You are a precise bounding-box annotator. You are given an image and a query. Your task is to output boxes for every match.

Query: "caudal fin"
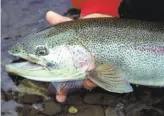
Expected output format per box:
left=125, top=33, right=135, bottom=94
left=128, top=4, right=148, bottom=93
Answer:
left=87, top=64, right=133, bottom=93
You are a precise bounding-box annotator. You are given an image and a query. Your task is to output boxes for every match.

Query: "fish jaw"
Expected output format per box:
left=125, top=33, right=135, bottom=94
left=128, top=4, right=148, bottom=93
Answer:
left=7, top=48, right=87, bottom=82
left=5, top=61, right=87, bottom=82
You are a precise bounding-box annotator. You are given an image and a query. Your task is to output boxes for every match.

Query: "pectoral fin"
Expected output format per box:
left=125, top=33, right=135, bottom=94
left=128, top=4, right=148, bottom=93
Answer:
left=87, top=64, right=133, bottom=93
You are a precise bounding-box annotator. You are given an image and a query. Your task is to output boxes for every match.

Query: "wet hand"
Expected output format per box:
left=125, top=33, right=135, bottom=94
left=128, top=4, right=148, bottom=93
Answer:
left=46, top=11, right=112, bottom=25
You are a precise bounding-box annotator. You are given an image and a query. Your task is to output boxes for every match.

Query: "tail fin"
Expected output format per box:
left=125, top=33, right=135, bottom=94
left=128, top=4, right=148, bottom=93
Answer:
left=87, top=64, right=133, bottom=93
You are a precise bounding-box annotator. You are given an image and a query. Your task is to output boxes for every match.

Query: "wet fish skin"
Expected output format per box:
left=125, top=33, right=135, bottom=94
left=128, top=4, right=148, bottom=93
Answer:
left=7, top=18, right=164, bottom=93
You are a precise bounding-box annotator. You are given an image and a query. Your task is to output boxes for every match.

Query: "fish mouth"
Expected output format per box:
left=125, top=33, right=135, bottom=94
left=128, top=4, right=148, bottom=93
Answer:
left=6, top=52, right=58, bottom=82
left=6, top=60, right=59, bottom=82
left=5, top=58, right=86, bottom=82
left=6, top=50, right=60, bottom=81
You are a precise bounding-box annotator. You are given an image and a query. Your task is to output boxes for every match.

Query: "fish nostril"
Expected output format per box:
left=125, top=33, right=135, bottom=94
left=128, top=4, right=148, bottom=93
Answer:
left=9, top=45, right=22, bottom=54
left=9, top=48, right=18, bottom=54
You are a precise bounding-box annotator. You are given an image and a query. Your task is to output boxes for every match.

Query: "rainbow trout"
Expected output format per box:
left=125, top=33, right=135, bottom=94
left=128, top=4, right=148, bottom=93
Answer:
left=6, top=18, right=164, bottom=93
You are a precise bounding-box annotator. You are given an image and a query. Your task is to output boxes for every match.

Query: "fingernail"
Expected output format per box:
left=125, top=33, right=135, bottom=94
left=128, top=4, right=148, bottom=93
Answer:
left=46, top=11, right=61, bottom=24
left=83, top=79, right=97, bottom=89
left=56, top=86, right=68, bottom=103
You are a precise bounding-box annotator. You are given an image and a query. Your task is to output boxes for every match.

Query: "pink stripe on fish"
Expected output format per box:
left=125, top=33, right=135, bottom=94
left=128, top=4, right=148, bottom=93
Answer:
left=135, top=45, right=164, bottom=54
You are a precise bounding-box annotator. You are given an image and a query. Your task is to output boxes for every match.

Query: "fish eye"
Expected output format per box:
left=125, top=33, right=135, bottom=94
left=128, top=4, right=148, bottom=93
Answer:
left=35, top=46, right=49, bottom=56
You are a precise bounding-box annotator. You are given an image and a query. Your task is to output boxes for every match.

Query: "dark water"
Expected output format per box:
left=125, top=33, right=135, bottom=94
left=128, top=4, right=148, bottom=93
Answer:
left=1, top=0, right=72, bottom=38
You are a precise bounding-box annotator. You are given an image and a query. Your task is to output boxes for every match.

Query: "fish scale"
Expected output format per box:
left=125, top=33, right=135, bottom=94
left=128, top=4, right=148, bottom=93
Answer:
left=6, top=18, right=164, bottom=93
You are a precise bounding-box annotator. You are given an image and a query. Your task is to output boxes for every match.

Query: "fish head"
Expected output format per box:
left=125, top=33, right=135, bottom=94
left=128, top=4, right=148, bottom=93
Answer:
left=7, top=33, right=93, bottom=82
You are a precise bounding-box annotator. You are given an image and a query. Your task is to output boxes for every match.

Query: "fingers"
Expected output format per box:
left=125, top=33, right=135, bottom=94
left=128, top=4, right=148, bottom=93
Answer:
left=51, top=80, right=84, bottom=103
left=54, top=79, right=97, bottom=103
left=55, top=80, right=97, bottom=102
left=83, top=79, right=97, bottom=89
left=56, top=88, right=68, bottom=103
left=50, top=82, right=68, bottom=103
left=46, top=11, right=73, bottom=25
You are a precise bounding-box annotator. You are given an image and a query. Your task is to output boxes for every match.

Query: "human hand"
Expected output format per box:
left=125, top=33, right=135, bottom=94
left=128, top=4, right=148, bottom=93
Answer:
left=46, top=11, right=112, bottom=103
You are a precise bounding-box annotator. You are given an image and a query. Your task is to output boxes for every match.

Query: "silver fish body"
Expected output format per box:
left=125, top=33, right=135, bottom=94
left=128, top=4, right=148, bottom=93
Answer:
left=6, top=18, right=164, bottom=93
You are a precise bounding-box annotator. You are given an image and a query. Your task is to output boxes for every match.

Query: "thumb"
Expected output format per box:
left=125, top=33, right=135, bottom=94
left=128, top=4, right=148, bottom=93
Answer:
left=46, top=11, right=73, bottom=25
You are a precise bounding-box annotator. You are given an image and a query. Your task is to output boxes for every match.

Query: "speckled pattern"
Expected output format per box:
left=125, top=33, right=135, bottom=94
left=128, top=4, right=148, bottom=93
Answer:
left=10, top=18, right=164, bottom=88
left=2, top=1, right=164, bottom=116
